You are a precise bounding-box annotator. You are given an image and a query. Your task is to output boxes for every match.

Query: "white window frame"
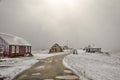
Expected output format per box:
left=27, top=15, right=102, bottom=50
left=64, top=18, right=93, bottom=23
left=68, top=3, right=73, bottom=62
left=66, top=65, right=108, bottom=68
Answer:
left=28, top=46, right=31, bottom=52
left=16, top=46, right=19, bottom=53
left=12, top=46, right=15, bottom=53
left=26, top=46, right=28, bottom=53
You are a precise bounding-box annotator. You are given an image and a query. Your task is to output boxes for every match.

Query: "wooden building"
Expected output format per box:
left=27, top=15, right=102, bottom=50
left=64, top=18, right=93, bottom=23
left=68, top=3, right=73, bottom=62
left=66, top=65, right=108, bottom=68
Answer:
left=0, top=33, right=31, bottom=57
left=49, top=43, right=63, bottom=53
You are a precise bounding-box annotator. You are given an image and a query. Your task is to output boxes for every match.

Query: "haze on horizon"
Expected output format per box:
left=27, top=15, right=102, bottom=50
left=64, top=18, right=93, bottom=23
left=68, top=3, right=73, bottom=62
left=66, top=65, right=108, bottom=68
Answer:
left=0, top=0, right=120, bottom=51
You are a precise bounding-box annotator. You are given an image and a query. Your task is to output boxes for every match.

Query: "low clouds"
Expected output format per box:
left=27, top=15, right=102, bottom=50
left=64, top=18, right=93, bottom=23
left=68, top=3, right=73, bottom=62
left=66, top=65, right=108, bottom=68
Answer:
left=0, top=0, right=120, bottom=51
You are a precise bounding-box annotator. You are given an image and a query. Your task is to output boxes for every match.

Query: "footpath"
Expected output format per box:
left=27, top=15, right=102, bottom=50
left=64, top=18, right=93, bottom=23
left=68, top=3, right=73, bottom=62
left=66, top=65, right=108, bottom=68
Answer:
left=13, top=53, right=79, bottom=80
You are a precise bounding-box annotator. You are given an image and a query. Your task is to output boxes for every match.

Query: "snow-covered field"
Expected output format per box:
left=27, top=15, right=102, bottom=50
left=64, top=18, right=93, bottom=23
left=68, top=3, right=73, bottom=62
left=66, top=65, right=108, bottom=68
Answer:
left=63, top=50, right=120, bottom=80
left=0, top=50, right=66, bottom=80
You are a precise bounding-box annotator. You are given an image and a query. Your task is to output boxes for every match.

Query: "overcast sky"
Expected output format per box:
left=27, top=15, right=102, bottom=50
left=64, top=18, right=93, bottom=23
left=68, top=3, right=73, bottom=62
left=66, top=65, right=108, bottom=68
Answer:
left=0, top=0, right=120, bottom=51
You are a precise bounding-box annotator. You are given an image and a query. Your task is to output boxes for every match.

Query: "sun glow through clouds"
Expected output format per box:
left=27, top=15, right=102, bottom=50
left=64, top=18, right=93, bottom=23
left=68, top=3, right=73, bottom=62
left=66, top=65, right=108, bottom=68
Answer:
left=48, top=0, right=71, bottom=4
left=47, top=0, right=78, bottom=6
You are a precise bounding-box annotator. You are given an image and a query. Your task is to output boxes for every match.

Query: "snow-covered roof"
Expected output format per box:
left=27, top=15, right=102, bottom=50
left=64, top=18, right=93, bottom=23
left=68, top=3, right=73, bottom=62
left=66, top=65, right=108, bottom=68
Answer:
left=0, top=33, right=31, bottom=46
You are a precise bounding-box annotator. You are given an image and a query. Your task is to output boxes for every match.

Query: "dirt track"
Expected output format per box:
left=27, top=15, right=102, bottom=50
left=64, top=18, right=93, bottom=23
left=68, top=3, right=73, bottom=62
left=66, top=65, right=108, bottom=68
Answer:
left=13, top=54, right=79, bottom=80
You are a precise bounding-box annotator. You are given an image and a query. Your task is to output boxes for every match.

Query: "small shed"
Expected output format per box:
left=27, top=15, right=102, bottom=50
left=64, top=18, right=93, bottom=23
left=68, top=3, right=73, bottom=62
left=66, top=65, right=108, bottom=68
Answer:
left=0, top=33, right=32, bottom=57
left=49, top=43, right=63, bottom=53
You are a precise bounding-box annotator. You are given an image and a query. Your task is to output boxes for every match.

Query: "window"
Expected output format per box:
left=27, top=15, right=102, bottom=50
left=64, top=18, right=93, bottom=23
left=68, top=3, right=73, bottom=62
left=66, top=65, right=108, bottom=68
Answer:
left=12, top=46, right=15, bottom=53
left=0, top=47, right=3, bottom=53
left=26, top=46, right=28, bottom=52
left=16, top=46, right=19, bottom=53
left=28, top=47, right=31, bottom=52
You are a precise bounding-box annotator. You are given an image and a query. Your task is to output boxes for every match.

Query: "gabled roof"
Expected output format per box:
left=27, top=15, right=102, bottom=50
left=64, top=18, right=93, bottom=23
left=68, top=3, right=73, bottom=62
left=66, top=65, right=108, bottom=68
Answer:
left=0, top=33, right=31, bottom=46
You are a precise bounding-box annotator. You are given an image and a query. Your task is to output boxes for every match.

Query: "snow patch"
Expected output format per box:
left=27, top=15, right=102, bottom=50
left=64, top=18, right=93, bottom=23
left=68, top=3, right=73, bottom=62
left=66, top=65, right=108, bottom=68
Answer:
left=0, top=50, right=66, bottom=80
left=63, top=50, right=120, bottom=80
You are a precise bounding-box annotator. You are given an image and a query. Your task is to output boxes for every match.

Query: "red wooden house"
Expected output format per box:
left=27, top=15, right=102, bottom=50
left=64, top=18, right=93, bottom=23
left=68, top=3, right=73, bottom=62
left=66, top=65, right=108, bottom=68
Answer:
left=0, top=33, right=32, bottom=57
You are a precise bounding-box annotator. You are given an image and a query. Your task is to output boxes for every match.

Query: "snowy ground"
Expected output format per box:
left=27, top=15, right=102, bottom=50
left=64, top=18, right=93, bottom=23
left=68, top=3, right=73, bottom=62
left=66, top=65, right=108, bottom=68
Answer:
left=63, top=50, right=120, bottom=80
left=0, top=50, right=67, bottom=80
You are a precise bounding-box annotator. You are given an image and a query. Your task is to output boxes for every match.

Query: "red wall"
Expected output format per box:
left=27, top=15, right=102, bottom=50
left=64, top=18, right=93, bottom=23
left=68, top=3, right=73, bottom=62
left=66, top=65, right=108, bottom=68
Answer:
left=19, top=46, right=26, bottom=54
left=8, top=45, right=31, bottom=57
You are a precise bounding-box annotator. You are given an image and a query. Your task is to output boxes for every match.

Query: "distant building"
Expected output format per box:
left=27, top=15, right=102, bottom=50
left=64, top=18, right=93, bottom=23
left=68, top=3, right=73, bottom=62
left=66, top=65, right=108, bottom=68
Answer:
left=49, top=43, right=63, bottom=53
left=73, top=49, right=78, bottom=54
left=84, top=45, right=101, bottom=53
left=63, top=45, right=69, bottom=50
left=0, top=33, right=32, bottom=57
left=85, top=48, right=101, bottom=53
